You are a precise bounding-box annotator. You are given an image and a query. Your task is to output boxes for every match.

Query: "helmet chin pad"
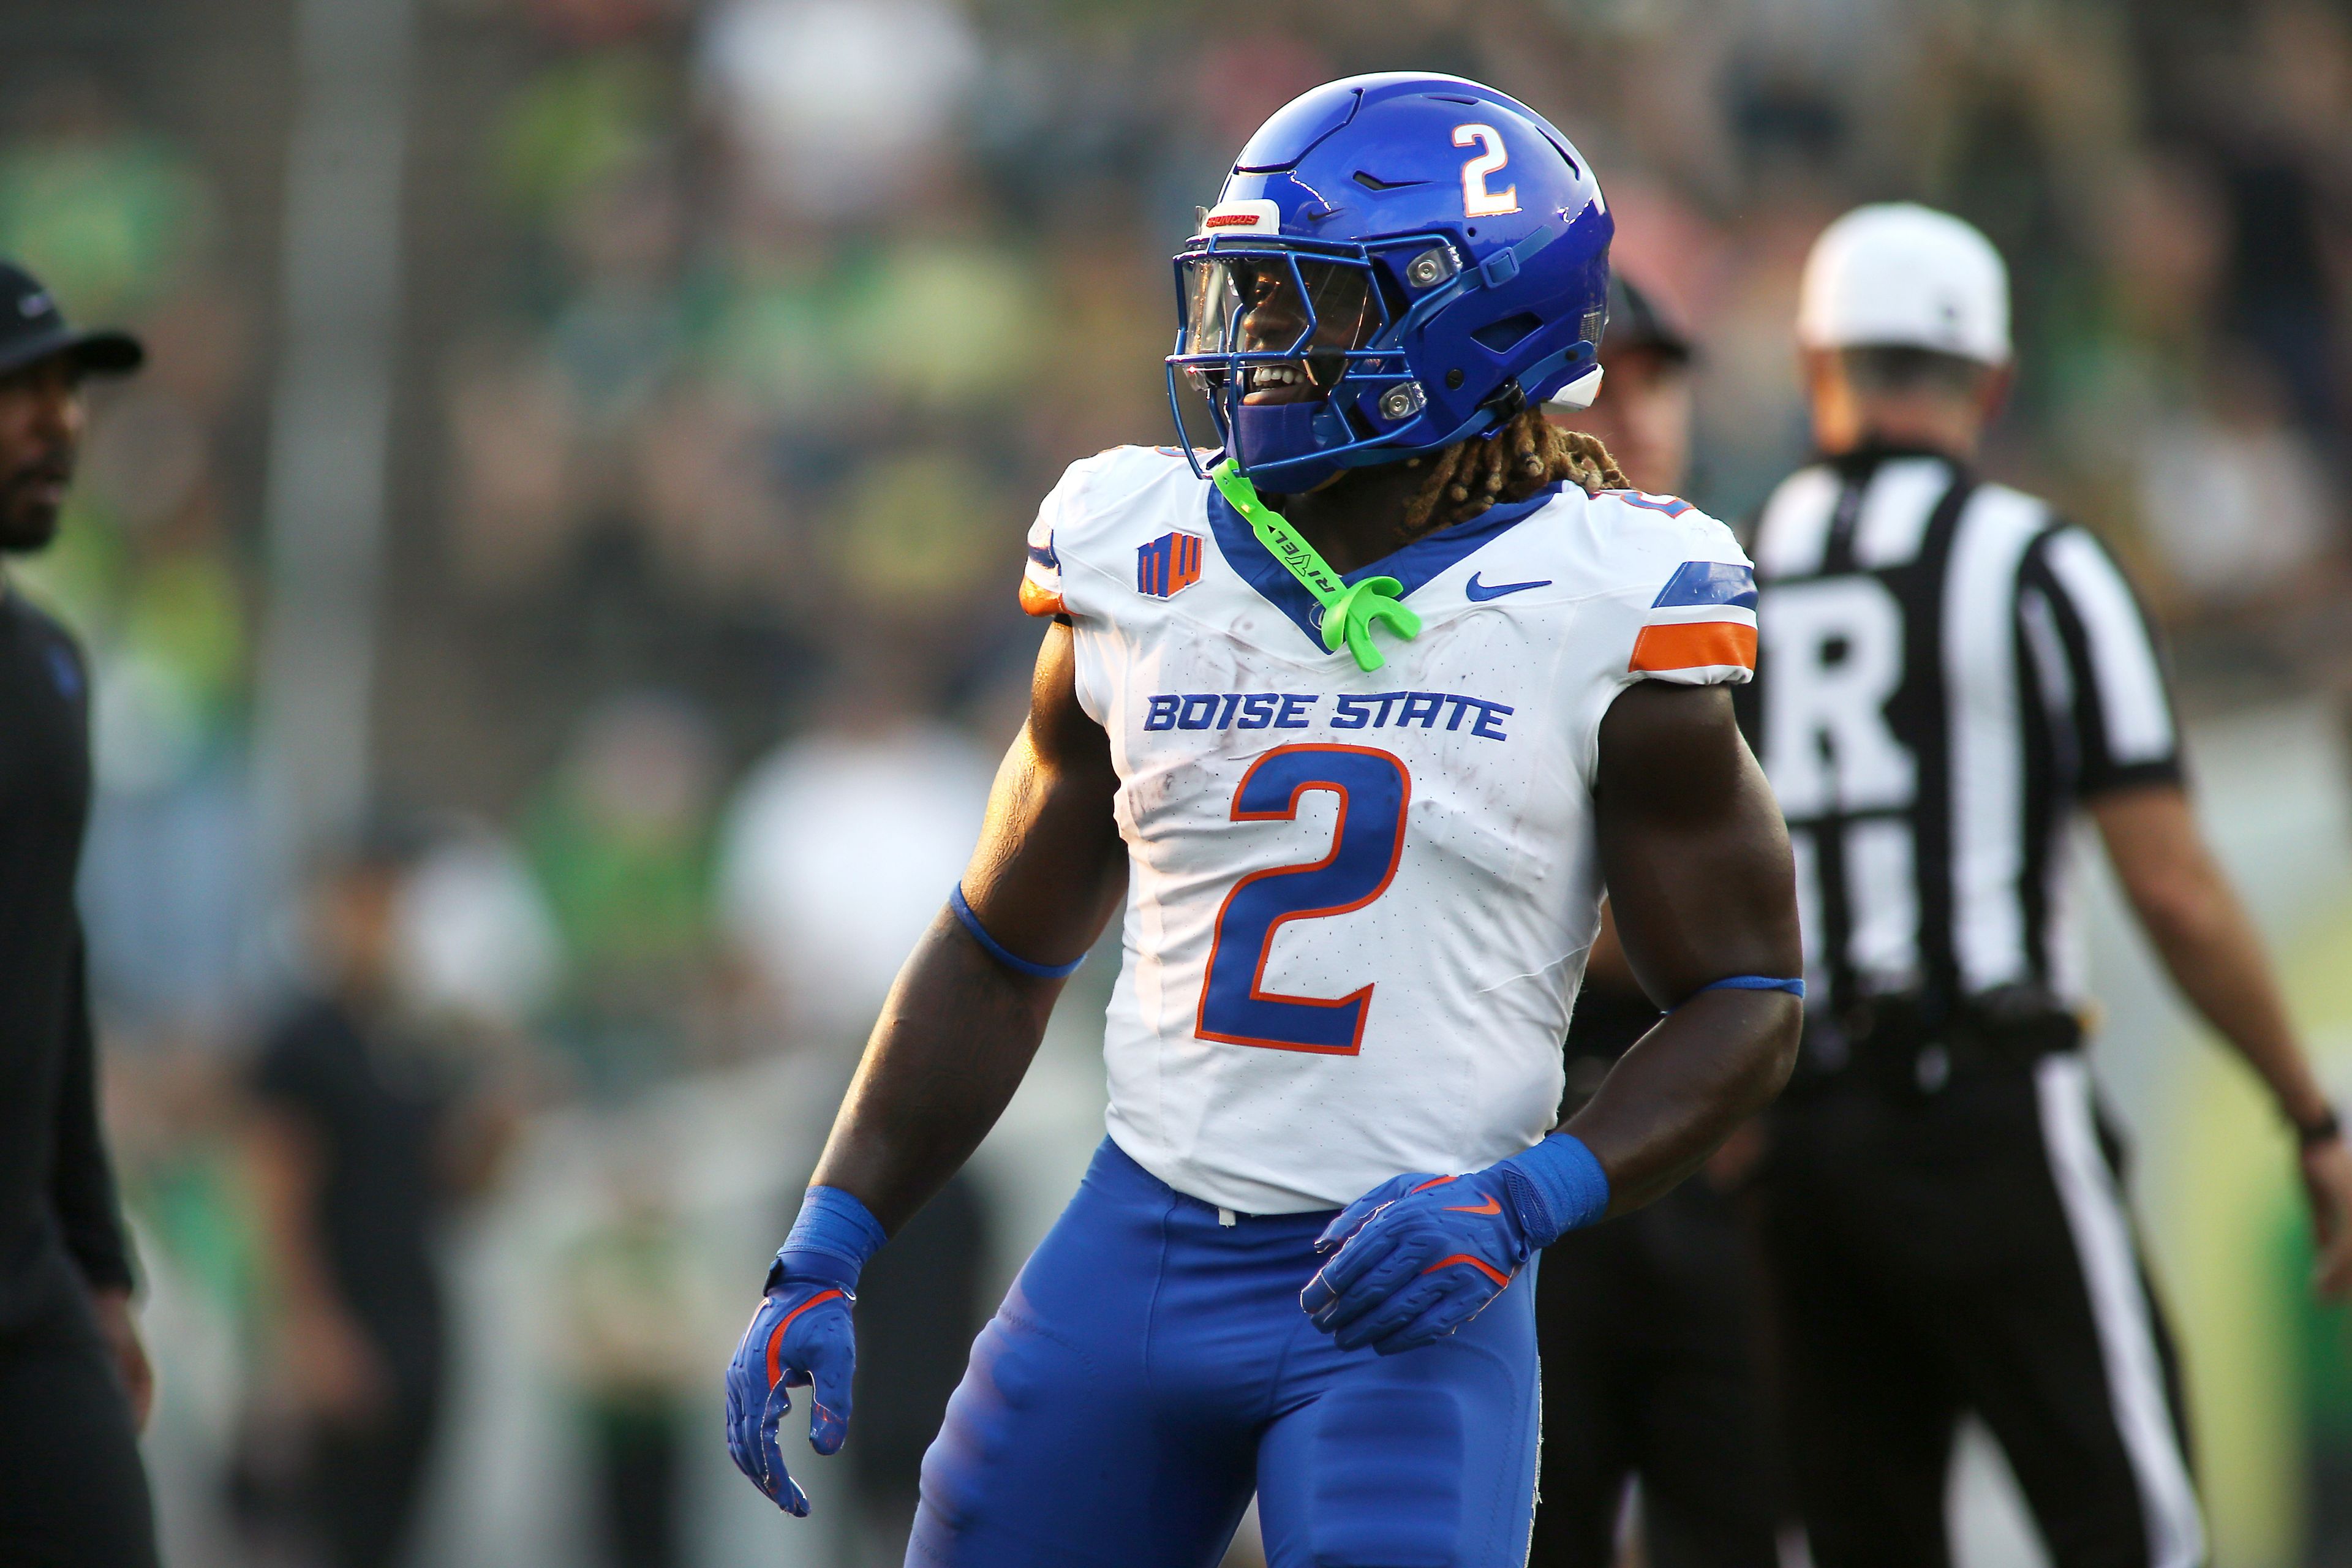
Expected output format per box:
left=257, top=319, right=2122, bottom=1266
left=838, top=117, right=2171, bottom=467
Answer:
left=1230, top=398, right=1352, bottom=493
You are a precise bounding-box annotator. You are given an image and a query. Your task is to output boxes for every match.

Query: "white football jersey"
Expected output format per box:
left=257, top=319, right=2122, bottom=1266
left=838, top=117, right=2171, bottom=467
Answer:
left=1020, top=446, right=1757, bottom=1215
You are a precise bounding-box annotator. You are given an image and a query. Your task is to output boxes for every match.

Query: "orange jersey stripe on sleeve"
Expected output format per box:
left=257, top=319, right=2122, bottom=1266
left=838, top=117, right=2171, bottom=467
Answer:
left=1627, top=620, right=1757, bottom=674
left=1019, top=576, right=1066, bottom=618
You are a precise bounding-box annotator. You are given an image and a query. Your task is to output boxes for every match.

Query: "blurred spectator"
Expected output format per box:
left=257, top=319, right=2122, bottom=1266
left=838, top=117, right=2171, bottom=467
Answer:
left=239, top=830, right=521, bottom=1568
left=0, top=257, right=159, bottom=1568
left=2138, top=355, right=2338, bottom=608
left=395, top=825, right=562, bottom=1036
left=560, top=1144, right=707, bottom=1568
left=1686, top=193, right=1822, bottom=518
left=695, top=0, right=979, bottom=222
left=2204, top=1, right=2352, bottom=444
left=717, top=660, right=990, bottom=1048
left=444, top=340, right=595, bottom=597
left=526, top=692, right=723, bottom=1093
left=0, top=80, right=214, bottom=323
left=829, top=447, right=1014, bottom=625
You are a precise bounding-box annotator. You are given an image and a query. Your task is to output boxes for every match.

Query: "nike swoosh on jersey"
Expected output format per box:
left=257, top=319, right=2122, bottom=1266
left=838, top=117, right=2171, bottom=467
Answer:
left=1464, top=572, right=1552, bottom=601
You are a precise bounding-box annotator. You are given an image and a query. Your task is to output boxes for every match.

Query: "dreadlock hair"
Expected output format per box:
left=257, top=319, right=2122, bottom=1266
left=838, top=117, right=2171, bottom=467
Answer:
left=1399, top=407, right=1630, bottom=538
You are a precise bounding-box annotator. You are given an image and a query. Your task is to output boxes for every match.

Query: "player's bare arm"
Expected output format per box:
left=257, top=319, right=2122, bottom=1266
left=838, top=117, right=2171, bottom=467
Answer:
left=1573, top=679, right=1802, bottom=1211
left=812, top=622, right=1126, bottom=1231
left=723, top=623, right=1121, bottom=1513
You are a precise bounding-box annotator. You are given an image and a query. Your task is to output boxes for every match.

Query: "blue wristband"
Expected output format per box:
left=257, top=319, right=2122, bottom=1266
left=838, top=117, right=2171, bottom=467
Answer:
left=770, top=1185, right=888, bottom=1291
left=949, top=883, right=1085, bottom=980
left=1701, top=974, right=1805, bottom=998
left=1496, top=1131, right=1611, bottom=1248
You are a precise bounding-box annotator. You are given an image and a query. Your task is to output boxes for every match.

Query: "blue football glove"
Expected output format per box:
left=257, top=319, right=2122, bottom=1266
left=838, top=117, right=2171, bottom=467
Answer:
left=1301, top=1133, right=1610, bottom=1355
left=723, top=1186, right=886, bottom=1516
left=725, top=1268, right=854, bottom=1515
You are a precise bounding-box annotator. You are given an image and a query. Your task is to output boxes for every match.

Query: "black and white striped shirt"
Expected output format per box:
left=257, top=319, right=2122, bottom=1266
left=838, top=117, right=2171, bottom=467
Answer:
left=1736, top=447, right=2182, bottom=1025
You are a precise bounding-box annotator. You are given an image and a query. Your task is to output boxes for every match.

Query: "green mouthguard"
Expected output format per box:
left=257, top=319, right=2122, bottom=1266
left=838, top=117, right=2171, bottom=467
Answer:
left=1211, top=461, right=1422, bottom=673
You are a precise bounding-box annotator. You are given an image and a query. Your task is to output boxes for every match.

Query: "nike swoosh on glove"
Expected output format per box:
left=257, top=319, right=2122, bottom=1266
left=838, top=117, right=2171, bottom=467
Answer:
left=1299, top=1169, right=1529, bottom=1354
left=725, top=1264, right=857, bottom=1515
left=1300, top=1133, right=1610, bottom=1355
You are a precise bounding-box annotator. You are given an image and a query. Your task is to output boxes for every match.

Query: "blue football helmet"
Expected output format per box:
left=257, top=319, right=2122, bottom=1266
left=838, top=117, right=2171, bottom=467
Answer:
left=1167, top=73, right=1613, bottom=494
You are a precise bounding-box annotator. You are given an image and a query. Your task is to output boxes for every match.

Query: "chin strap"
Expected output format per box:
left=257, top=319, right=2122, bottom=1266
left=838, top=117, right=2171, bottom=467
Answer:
left=1211, top=461, right=1422, bottom=673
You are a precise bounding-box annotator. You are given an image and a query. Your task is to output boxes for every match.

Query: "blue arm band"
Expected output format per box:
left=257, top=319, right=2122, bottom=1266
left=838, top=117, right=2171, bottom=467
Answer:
left=770, top=1185, right=889, bottom=1291
left=949, top=883, right=1085, bottom=980
left=1495, top=1132, right=1611, bottom=1249
left=1700, top=974, right=1805, bottom=998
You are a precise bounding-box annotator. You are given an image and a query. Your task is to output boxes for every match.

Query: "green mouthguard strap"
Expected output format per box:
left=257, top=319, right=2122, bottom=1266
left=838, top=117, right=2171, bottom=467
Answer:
left=1211, top=461, right=1422, bottom=673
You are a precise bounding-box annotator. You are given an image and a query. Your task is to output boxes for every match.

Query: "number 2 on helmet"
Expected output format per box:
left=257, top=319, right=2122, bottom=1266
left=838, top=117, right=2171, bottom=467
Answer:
left=1453, top=124, right=1519, bottom=217
left=1196, top=745, right=1411, bottom=1054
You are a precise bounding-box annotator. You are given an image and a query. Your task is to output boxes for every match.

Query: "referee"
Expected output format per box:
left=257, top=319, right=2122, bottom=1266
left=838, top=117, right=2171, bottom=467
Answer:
left=1743, top=204, right=2352, bottom=1568
left=0, top=262, right=159, bottom=1568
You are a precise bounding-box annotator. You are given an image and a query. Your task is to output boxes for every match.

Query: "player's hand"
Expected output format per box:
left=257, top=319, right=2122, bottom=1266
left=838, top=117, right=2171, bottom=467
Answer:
left=1302, top=1169, right=1531, bottom=1355
left=89, top=1286, right=153, bottom=1432
left=724, top=1265, right=856, bottom=1515
left=2301, top=1133, right=2352, bottom=1300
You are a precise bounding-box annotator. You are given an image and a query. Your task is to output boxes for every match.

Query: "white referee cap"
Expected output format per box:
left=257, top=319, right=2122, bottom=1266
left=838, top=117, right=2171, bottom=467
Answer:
left=1797, top=203, right=2011, bottom=366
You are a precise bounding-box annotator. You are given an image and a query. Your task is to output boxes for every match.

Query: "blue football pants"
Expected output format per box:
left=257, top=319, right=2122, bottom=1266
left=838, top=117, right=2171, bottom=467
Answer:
left=908, top=1138, right=1540, bottom=1567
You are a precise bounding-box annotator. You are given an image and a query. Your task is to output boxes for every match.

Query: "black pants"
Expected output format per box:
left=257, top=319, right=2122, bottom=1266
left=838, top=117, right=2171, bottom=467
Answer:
left=1762, top=1052, right=2203, bottom=1568
left=848, top=1169, right=990, bottom=1515
left=590, top=1401, right=682, bottom=1568
left=1529, top=1176, right=1780, bottom=1568
left=306, top=1379, right=440, bottom=1568
left=0, top=1278, right=159, bottom=1568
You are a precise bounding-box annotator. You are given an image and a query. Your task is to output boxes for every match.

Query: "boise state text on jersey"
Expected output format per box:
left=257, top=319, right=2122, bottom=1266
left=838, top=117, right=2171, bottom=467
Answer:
left=1142, top=690, right=1518, bottom=739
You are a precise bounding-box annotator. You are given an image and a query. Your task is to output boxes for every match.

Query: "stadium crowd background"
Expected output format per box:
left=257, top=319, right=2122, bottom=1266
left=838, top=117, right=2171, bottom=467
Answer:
left=2, top=0, right=2350, bottom=1563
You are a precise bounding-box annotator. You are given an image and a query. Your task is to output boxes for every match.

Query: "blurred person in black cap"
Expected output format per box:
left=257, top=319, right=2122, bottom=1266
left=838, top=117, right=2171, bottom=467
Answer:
left=243, top=826, right=521, bottom=1568
left=0, top=260, right=158, bottom=1567
left=1526, top=276, right=1784, bottom=1568
left=1545, top=275, right=1695, bottom=519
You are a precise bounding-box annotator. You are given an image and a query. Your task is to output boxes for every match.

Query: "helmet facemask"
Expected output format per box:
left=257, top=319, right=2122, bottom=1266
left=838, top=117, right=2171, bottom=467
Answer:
left=1179, top=250, right=1379, bottom=400
left=1171, top=241, right=1400, bottom=492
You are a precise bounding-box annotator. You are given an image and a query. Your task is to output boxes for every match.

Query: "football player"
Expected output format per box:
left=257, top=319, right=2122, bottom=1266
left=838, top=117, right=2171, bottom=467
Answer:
left=725, top=73, right=1803, bottom=1566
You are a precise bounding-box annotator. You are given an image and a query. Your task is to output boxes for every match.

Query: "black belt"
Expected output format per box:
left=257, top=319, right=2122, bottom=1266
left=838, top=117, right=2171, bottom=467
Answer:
left=1793, top=987, right=2083, bottom=1099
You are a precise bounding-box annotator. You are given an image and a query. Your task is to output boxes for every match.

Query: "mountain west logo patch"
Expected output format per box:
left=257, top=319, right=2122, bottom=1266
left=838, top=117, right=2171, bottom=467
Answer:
left=1137, top=530, right=1204, bottom=598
